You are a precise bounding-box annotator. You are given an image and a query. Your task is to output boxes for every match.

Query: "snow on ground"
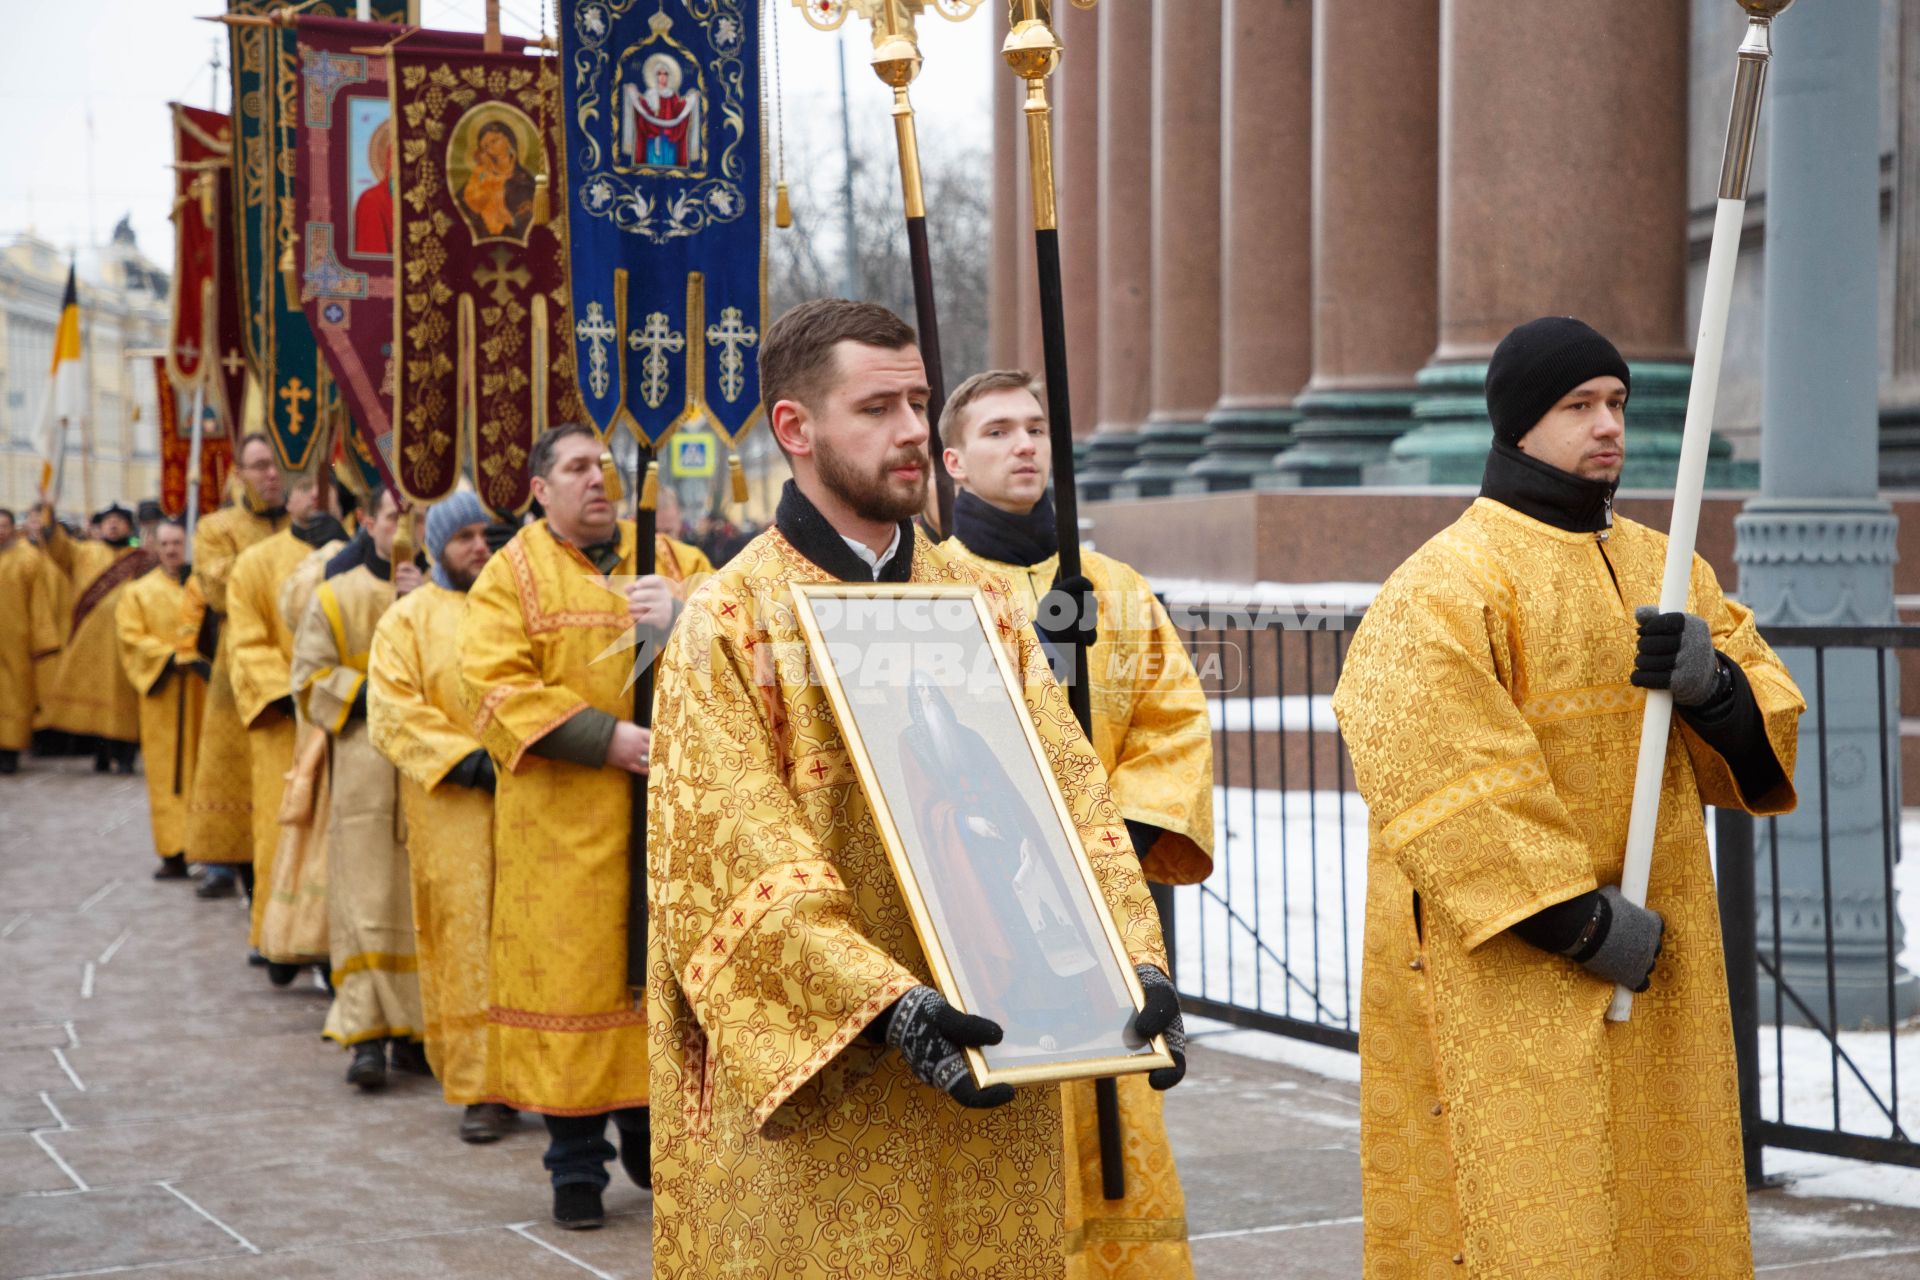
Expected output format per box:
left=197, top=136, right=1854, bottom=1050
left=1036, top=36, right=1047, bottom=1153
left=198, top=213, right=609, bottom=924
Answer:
left=1174, top=784, right=1920, bottom=1207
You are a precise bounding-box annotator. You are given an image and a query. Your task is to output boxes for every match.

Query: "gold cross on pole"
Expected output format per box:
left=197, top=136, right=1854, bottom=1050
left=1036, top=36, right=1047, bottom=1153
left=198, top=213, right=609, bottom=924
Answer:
left=279, top=377, right=312, bottom=435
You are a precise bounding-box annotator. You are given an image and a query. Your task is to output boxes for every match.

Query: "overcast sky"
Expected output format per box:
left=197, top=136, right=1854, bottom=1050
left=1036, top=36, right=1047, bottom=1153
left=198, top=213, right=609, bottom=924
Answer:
left=0, top=0, right=992, bottom=268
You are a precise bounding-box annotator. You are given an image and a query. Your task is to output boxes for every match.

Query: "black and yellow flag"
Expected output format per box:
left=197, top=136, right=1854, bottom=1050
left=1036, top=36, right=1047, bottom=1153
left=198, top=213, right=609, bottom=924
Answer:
left=34, top=265, right=81, bottom=501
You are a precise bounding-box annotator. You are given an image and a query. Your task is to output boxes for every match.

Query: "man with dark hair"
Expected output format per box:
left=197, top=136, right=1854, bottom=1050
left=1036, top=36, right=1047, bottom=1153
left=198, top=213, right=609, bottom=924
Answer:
left=38, top=501, right=152, bottom=774
left=460, top=423, right=711, bottom=1227
left=1333, top=316, right=1805, bottom=1274
left=115, top=519, right=206, bottom=879
left=942, top=368, right=1214, bottom=1279
left=183, top=434, right=290, bottom=896
left=0, top=506, right=58, bottom=775
left=645, top=299, right=1182, bottom=1276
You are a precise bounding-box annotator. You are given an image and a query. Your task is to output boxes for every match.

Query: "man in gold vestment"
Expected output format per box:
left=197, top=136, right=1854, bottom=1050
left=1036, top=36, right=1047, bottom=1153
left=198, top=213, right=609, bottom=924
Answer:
left=0, top=508, right=59, bottom=774
left=646, top=301, right=1183, bottom=1279
left=1332, top=318, right=1805, bottom=1278
left=225, top=474, right=344, bottom=937
left=115, top=521, right=207, bottom=879
left=293, top=487, right=425, bottom=1089
left=460, top=424, right=714, bottom=1228
left=942, top=370, right=1213, bottom=1280
left=369, top=490, right=517, bottom=1142
left=184, top=436, right=289, bottom=897
left=39, top=503, right=154, bottom=772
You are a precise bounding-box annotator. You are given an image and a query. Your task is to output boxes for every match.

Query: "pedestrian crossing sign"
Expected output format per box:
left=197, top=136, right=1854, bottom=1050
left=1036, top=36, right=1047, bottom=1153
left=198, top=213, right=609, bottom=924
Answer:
left=670, top=429, right=717, bottom=478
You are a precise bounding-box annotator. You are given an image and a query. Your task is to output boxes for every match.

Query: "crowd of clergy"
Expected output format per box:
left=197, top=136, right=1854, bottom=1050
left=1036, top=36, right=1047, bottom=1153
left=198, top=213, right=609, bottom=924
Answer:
left=0, top=301, right=1807, bottom=1278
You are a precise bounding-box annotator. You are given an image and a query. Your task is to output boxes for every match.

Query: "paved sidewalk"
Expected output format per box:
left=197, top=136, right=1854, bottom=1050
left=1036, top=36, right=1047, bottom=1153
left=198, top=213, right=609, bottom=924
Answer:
left=4, top=756, right=1920, bottom=1277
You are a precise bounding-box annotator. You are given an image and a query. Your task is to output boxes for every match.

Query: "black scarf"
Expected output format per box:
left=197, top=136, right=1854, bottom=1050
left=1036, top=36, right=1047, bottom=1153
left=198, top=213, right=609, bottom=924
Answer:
left=293, top=513, right=348, bottom=549
left=1479, top=441, right=1616, bottom=535
left=774, top=479, right=913, bottom=583
left=949, top=489, right=1058, bottom=567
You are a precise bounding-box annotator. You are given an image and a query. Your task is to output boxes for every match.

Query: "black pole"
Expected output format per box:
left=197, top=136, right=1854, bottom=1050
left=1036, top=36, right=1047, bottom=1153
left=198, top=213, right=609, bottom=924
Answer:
left=172, top=672, right=186, bottom=797
left=626, top=445, right=658, bottom=990
left=905, top=215, right=955, bottom=538
left=1715, top=806, right=1767, bottom=1188
left=1034, top=222, right=1118, bottom=1197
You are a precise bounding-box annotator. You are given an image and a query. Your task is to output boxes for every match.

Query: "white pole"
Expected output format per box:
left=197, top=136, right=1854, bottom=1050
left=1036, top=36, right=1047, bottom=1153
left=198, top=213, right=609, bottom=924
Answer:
left=1610, top=2, right=1791, bottom=1023
left=184, top=378, right=207, bottom=551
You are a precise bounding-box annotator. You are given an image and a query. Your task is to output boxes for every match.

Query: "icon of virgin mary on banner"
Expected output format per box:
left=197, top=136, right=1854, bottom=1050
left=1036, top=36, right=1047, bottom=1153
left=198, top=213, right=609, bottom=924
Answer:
left=387, top=44, right=588, bottom=515
left=559, top=0, right=764, bottom=453
left=293, top=15, right=531, bottom=493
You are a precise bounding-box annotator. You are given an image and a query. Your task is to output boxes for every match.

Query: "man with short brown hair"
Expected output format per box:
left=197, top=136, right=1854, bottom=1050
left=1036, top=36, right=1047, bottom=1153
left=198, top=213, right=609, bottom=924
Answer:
left=646, top=300, right=1182, bottom=1276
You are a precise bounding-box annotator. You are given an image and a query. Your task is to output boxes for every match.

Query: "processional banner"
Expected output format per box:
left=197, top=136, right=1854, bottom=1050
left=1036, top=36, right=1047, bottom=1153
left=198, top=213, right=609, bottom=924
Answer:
left=388, top=44, right=586, bottom=515
left=228, top=0, right=409, bottom=473
left=155, top=358, right=233, bottom=519
left=169, top=105, right=253, bottom=438
left=293, top=16, right=530, bottom=493
left=558, top=0, right=765, bottom=450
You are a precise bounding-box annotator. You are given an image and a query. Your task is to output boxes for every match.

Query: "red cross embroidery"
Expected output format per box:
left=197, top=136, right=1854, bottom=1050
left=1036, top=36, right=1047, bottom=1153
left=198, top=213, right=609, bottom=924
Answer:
left=720, top=602, right=738, bottom=619
left=756, top=884, right=774, bottom=900
left=731, top=910, right=745, bottom=927
left=808, top=760, right=829, bottom=781
left=1101, top=830, right=1123, bottom=848
left=792, top=869, right=810, bottom=885
left=711, top=937, right=727, bottom=954
left=690, top=964, right=703, bottom=982
left=997, top=620, right=1013, bottom=637
left=742, top=635, right=758, bottom=652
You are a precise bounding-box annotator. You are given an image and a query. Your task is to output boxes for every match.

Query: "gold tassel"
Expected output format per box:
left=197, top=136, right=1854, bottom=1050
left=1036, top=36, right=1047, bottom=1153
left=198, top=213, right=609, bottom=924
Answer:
left=599, top=450, right=624, bottom=505
left=278, top=237, right=300, bottom=305
left=640, top=460, right=660, bottom=512
left=392, top=509, right=416, bottom=568
left=729, top=453, right=748, bottom=505
left=774, top=181, right=792, bottom=229
left=532, top=173, right=551, bottom=227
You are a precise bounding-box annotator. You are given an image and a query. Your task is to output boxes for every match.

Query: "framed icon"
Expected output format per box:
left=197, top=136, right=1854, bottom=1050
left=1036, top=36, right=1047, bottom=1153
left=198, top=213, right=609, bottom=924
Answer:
left=791, top=582, right=1172, bottom=1088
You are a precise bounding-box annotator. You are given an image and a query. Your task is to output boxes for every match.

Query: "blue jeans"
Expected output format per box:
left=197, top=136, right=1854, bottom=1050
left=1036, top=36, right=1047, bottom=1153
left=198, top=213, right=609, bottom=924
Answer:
left=542, top=1108, right=647, bottom=1190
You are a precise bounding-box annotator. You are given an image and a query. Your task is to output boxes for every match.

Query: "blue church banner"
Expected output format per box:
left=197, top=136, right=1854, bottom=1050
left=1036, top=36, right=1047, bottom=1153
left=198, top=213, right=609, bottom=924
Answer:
left=560, top=0, right=766, bottom=449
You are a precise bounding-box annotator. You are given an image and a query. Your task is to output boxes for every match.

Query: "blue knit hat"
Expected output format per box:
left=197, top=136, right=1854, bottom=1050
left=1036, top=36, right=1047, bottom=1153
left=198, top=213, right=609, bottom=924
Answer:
left=425, top=491, right=489, bottom=589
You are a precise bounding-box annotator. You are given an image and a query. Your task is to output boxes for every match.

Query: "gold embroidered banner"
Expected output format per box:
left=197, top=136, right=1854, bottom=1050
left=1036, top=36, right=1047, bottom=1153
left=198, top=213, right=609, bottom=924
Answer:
left=388, top=45, right=587, bottom=515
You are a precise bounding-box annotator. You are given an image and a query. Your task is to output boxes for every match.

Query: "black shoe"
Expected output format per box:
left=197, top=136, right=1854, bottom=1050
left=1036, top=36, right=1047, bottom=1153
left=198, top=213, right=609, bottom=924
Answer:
left=459, top=1103, right=517, bottom=1144
left=617, top=1109, right=651, bottom=1191
left=388, top=1038, right=433, bottom=1077
left=317, top=960, right=334, bottom=995
left=266, top=961, right=301, bottom=987
left=552, top=1184, right=604, bottom=1231
left=0, top=750, right=17, bottom=774
left=93, top=753, right=111, bottom=774
left=346, top=1043, right=387, bottom=1091
left=153, top=853, right=189, bottom=880
left=247, top=949, right=269, bottom=967
left=194, top=875, right=237, bottom=900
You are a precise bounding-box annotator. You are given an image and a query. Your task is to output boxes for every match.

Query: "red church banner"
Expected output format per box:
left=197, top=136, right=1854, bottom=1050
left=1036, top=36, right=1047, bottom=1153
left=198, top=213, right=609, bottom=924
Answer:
left=156, top=357, right=233, bottom=519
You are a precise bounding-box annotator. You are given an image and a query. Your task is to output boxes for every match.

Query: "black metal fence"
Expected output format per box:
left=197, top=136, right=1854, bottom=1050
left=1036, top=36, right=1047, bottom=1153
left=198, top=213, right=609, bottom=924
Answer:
left=1158, top=604, right=1920, bottom=1174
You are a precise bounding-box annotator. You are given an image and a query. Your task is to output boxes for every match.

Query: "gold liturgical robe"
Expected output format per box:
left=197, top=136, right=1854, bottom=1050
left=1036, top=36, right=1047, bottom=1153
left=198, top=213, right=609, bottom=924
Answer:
left=31, top=546, right=72, bottom=732
left=370, top=581, right=493, bottom=1103
left=256, top=543, right=344, bottom=966
left=1331, top=498, right=1803, bottom=1278
left=294, top=563, right=421, bottom=1047
left=228, top=529, right=323, bottom=942
left=0, top=539, right=59, bottom=752
left=645, top=528, right=1169, bottom=1280
left=184, top=502, right=287, bottom=862
left=459, top=519, right=668, bottom=1115
left=40, top=527, right=153, bottom=743
left=115, top=566, right=207, bottom=859
left=948, top=542, right=1213, bottom=1280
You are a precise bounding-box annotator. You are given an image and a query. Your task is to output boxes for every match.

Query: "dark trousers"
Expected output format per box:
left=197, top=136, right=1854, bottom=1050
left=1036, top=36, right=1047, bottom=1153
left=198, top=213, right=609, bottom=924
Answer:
left=542, top=1107, right=648, bottom=1189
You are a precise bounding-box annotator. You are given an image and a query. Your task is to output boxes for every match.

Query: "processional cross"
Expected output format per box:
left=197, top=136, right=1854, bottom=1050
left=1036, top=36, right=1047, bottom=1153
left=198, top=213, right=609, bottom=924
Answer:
left=575, top=301, right=619, bottom=399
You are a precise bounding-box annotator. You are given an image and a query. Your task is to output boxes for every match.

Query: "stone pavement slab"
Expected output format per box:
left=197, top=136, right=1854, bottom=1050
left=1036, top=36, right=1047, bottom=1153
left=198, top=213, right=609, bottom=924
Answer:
left=7, top=755, right=1920, bottom=1278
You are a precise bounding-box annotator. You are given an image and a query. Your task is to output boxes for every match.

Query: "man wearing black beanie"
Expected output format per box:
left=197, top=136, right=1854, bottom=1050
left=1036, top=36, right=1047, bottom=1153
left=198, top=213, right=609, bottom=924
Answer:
left=1331, top=316, right=1806, bottom=1274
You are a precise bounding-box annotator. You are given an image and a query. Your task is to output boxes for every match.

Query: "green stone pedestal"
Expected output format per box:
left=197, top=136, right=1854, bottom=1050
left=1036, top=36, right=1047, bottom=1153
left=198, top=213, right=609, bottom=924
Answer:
left=1117, top=419, right=1213, bottom=497
left=1077, top=433, right=1145, bottom=502
left=1177, top=405, right=1299, bottom=493
left=1262, top=388, right=1418, bottom=488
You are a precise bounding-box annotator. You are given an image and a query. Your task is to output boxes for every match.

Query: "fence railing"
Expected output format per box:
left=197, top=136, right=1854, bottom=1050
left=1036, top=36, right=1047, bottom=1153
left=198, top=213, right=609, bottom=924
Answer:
left=1157, top=603, right=1920, bottom=1174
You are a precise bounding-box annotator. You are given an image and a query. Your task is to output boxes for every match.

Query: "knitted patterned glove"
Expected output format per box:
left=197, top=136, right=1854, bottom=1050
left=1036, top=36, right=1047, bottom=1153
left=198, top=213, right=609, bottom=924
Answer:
left=885, top=985, right=1014, bottom=1109
left=1134, top=964, right=1187, bottom=1091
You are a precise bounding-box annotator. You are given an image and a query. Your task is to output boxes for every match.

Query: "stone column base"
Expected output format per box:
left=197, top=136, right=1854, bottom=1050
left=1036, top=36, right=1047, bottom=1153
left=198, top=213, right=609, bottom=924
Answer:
left=1176, top=405, right=1299, bottom=493
left=1264, top=388, right=1418, bottom=488
left=1116, top=419, right=1212, bottom=498
left=1077, top=433, right=1146, bottom=502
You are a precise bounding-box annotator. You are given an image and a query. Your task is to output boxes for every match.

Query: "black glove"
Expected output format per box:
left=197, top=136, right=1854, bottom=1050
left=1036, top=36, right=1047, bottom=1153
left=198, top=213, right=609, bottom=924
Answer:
left=347, top=684, right=368, bottom=722
left=883, top=985, right=1014, bottom=1109
left=1035, top=573, right=1099, bottom=652
left=1632, top=608, right=1722, bottom=706
left=445, top=749, right=497, bottom=794
left=195, top=609, right=221, bottom=662
left=190, top=658, right=214, bottom=682
left=1133, top=964, right=1187, bottom=1090
left=1512, top=886, right=1666, bottom=993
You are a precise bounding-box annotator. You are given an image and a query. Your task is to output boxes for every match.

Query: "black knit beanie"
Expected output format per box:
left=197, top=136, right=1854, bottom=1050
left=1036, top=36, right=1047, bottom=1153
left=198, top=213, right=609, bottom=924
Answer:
left=1484, top=317, right=1631, bottom=446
